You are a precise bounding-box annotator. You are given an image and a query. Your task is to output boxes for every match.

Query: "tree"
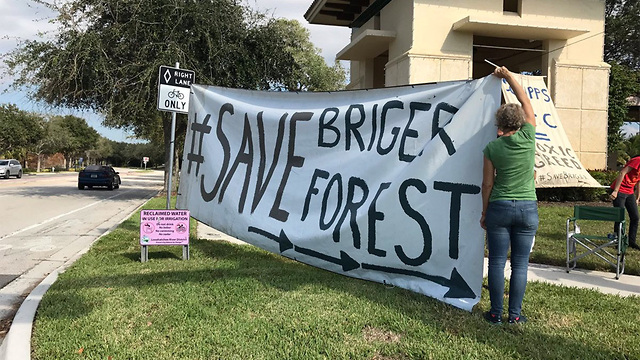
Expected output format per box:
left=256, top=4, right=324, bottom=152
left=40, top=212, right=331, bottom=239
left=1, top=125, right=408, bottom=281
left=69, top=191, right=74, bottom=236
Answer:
left=33, top=117, right=54, bottom=172
left=608, top=63, right=640, bottom=155
left=4, top=0, right=343, bottom=193
left=605, top=0, right=640, bottom=69
left=48, top=115, right=100, bottom=169
left=85, top=137, right=114, bottom=165
left=617, top=133, right=640, bottom=164
left=605, top=0, right=640, bottom=156
left=0, top=104, right=45, bottom=160
left=45, top=118, right=74, bottom=168
left=265, top=19, right=346, bottom=92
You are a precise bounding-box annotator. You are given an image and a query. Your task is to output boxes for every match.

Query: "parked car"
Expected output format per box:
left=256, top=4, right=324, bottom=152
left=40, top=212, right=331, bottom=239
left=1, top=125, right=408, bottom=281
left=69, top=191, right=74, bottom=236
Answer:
left=78, top=165, right=121, bottom=190
left=0, top=159, right=23, bottom=179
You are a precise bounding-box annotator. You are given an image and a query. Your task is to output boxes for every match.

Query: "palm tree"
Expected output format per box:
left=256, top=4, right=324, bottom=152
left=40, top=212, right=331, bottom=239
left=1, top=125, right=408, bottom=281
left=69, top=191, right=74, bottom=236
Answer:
left=617, top=133, right=640, bottom=165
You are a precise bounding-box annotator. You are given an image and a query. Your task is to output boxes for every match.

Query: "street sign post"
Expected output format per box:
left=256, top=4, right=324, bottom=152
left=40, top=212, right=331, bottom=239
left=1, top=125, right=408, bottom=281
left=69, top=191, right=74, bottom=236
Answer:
left=157, top=64, right=196, bottom=210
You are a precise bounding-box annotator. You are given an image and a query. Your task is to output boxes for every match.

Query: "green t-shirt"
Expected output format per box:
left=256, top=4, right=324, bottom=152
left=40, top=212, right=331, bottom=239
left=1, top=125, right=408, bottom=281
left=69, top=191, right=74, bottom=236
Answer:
left=483, top=123, right=537, bottom=201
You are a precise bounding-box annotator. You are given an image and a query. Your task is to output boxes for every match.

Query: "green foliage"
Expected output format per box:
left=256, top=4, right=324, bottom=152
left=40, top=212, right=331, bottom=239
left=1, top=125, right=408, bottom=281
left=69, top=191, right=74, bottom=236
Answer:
left=605, top=0, right=640, bottom=69
left=536, top=170, right=618, bottom=202
left=48, top=115, right=100, bottom=168
left=4, top=0, right=344, bottom=140
left=266, top=19, right=346, bottom=91
left=0, top=103, right=45, bottom=159
left=604, top=1, right=640, bottom=155
left=106, top=141, right=164, bottom=167
left=85, top=137, right=114, bottom=164
left=607, top=62, right=640, bottom=153
left=616, top=133, right=640, bottom=165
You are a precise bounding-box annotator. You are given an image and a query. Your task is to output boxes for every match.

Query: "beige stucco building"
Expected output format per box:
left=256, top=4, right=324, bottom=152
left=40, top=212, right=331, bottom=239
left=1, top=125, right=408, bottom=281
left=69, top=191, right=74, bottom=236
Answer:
left=306, top=0, right=609, bottom=169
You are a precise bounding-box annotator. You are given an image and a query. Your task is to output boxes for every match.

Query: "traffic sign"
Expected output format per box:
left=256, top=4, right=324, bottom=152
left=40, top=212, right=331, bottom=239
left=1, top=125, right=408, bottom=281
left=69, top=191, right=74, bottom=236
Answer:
left=157, top=65, right=196, bottom=114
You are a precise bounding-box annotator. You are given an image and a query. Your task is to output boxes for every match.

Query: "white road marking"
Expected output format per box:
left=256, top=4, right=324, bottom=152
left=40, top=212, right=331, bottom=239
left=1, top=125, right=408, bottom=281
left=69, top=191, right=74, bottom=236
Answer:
left=0, top=189, right=136, bottom=242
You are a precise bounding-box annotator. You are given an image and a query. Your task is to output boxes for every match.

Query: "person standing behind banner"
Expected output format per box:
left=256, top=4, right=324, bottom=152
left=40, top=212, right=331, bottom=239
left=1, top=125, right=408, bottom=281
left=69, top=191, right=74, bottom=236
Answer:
left=480, top=66, right=537, bottom=325
left=609, top=156, right=640, bottom=250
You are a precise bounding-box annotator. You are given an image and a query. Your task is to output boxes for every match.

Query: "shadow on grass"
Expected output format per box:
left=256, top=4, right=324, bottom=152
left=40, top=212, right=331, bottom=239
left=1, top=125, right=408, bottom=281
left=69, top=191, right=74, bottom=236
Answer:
left=117, top=219, right=142, bottom=233
left=121, top=250, right=182, bottom=262
left=40, top=237, right=637, bottom=359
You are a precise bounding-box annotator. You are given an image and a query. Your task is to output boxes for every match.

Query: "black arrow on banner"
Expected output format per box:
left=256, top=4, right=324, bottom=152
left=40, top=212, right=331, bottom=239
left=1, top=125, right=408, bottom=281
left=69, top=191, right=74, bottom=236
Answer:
left=247, top=226, right=475, bottom=299
left=361, top=263, right=476, bottom=299
left=248, top=226, right=360, bottom=272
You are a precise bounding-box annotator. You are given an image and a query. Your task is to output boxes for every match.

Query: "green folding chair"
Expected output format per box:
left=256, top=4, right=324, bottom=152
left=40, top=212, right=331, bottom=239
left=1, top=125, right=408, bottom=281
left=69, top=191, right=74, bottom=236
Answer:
left=566, top=206, right=628, bottom=279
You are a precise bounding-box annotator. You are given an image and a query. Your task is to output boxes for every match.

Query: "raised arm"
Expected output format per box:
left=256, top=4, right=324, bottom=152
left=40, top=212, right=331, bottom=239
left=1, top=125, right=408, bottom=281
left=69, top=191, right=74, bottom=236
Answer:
left=493, top=66, right=535, bottom=127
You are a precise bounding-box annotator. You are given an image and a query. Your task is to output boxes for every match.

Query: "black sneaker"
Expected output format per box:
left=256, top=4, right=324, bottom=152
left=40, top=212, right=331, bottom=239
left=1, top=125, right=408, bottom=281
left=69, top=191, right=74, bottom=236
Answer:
left=629, top=243, right=640, bottom=250
left=508, top=314, right=527, bottom=324
left=484, top=311, right=502, bottom=324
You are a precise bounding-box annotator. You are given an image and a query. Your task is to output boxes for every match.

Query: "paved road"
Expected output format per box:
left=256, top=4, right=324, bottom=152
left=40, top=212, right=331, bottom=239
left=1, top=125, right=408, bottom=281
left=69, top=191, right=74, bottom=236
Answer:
left=0, top=168, right=163, bottom=342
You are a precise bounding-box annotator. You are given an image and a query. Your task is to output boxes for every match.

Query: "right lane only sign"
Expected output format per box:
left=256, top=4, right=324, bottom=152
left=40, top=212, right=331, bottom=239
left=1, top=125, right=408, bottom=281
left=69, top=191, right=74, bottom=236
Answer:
left=157, top=66, right=196, bottom=114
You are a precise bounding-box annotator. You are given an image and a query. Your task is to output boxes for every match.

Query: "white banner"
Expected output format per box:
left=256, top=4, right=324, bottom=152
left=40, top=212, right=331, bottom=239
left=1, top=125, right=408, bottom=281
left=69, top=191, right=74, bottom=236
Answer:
left=177, top=77, right=502, bottom=311
left=501, top=75, right=602, bottom=188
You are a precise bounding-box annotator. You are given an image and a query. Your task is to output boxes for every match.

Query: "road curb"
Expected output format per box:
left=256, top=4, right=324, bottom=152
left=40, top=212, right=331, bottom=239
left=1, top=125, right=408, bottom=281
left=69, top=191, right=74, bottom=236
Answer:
left=0, top=269, right=59, bottom=360
left=0, top=190, right=161, bottom=360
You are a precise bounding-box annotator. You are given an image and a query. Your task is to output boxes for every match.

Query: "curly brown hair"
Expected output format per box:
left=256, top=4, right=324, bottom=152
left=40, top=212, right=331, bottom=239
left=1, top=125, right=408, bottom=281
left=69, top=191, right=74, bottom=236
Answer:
left=495, top=103, right=525, bottom=132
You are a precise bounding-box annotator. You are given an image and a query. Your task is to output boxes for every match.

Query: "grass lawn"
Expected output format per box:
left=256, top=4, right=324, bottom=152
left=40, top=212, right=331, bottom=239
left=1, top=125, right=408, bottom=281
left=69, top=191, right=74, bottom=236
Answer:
left=31, top=198, right=640, bottom=359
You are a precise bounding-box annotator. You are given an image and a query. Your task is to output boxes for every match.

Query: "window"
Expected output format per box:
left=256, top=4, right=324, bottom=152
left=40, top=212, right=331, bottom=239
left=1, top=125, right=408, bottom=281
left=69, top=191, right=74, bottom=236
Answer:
left=503, top=0, right=520, bottom=13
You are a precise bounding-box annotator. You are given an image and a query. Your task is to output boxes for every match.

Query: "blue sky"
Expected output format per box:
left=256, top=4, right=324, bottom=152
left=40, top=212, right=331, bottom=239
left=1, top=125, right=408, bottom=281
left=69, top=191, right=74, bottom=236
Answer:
left=0, top=0, right=350, bottom=143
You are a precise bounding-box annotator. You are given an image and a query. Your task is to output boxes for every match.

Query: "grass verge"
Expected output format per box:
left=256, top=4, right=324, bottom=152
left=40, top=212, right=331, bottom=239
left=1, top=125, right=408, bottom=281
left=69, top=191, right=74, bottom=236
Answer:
left=31, top=198, right=640, bottom=359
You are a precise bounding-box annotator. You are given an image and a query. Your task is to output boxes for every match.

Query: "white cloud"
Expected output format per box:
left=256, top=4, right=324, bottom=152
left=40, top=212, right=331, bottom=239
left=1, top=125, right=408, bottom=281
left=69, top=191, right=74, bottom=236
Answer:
left=0, top=1, right=57, bottom=55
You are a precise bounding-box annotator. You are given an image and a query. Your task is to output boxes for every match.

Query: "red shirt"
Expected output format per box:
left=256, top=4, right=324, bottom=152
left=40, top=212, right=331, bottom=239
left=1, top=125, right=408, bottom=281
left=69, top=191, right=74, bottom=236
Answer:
left=612, top=157, right=640, bottom=194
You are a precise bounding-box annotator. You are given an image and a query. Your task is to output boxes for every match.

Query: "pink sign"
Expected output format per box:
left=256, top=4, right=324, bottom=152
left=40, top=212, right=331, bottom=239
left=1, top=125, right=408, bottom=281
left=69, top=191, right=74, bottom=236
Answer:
left=140, top=210, right=190, bottom=245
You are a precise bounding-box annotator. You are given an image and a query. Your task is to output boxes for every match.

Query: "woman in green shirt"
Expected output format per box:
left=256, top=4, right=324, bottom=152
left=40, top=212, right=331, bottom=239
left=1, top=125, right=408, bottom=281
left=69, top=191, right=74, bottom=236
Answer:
left=480, top=66, right=537, bottom=325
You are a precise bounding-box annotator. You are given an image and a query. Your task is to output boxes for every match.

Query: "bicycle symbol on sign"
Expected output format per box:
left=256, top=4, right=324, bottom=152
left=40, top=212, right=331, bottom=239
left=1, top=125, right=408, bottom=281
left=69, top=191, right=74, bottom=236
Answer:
left=167, top=89, right=184, bottom=100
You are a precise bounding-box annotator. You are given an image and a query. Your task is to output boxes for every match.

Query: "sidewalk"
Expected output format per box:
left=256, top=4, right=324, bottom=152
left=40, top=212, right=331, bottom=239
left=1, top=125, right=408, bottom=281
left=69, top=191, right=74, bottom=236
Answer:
left=200, top=222, right=640, bottom=297
left=1, top=222, right=638, bottom=360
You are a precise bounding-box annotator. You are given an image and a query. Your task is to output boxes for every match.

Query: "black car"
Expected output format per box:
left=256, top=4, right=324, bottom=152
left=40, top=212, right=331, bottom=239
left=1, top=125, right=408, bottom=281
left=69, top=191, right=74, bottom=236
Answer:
left=78, top=165, right=121, bottom=190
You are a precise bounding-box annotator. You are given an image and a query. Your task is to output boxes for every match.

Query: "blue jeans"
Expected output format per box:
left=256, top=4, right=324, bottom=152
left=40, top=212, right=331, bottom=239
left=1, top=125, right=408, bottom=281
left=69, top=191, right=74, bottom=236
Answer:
left=485, top=200, right=538, bottom=318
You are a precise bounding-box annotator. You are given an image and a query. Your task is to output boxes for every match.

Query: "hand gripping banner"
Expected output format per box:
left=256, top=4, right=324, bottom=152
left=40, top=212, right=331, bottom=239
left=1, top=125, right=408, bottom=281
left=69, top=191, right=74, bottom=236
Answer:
left=177, top=76, right=502, bottom=311
left=501, top=74, right=602, bottom=188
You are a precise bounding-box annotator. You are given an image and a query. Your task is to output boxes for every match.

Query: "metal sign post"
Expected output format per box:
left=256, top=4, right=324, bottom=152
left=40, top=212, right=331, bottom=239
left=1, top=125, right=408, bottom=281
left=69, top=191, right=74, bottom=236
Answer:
left=153, top=63, right=196, bottom=261
left=167, top=107, right=176, bottom=210
left=140, top=210, right=190, bottom=262
left=157, top=63, right=195, bottom=209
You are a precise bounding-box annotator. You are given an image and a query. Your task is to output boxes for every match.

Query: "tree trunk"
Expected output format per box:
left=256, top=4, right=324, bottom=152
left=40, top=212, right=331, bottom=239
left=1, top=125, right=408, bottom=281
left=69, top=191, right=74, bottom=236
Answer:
left=37, top=154, right=42, bottom=172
